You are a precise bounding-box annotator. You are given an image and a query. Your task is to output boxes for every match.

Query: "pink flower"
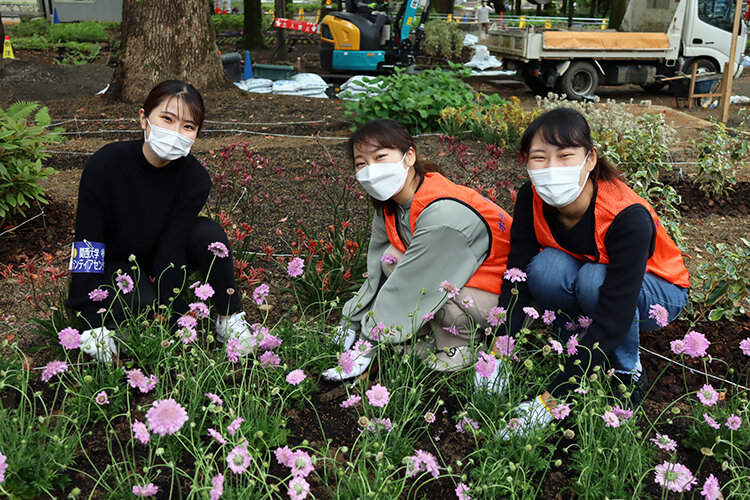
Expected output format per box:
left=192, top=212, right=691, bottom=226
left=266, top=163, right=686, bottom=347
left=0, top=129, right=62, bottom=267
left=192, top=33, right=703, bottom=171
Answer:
left=132, top=483, right=158, bottom=497
left=564, top=321, right=577, bottom=331
left=439, top=280, right=460, bottom=299
left=189, top=302, right=210, bottom=319
left=210, top=474, right=224, bottom=500
left=0, top=451, right=7, bottom=484
left=566, top=334, right=579, bottom=355
left=612, top=406, right=633, bottom=420
left=648, top=304, right=670, bottom=327
left=487, top=306, right=507, bottom=327
left=95, top=391, right=109, bottom=405
left=697, top=384, right=719, bottom=407
left=116, top=273, right=134, bottom=294
left=493, top=335, right=518, bottom=360
left=252, top=283, right=269, bottom=305
left=650, top=433, right=677, bottom=451
left=703, top=413, right=721, bottom=430
left=226, top=339, right=242, bottom=363
left=422, top=311, right=435, bottom=322
left=195, top=283, right=215, bottom=300
left=574, top=387, right=589, bottom=394
left=443, top=325, right=460, bottom=336
left=366, top=383, right=390, bottom=407
left=740, top=338, right=750, bottom=356
left=178, top=327, right=197, bottom=345
left=364, top=417, right=393, bottom=433
left=208, top=242, right=229, bottom=258
left=353, top=340, right=373, bottom=354
left=290, top=450, right=314, bottom=478
left=88, top=288, right=109, bottom=302
left=523, top=306, right=539, bottom=319
left=207, top=428, right=226, bottom=445
left=380, top=254, right=398, bottom=265
left=132, top=419, right=150, bottom=444
left=260, top=351, right=280, bottom=368
left=475, top=351, right=496, bottom=378
left=288, top=257, right=305, bottom=277
left=177, top=315, right=197, bottom=330
left=226, top=445, right=252, bottom=474
left=205, top=392, right=223, bottom=406
left=456, top=417, right=480, bottom=433
left=550, top=339, right=563, bottom=355
left=126, top=369, right=157, bottom=393
left=424, top=412, right=436, bottom=423
left=146, top=398, right=189, bottom=436
left=369, top=322, right=386, bottom=341
left=682, top=331, right=710, bottom=358
left=542, top=310, right=556, bottom=325
left=288, top=476, right=310, bottom=500
left=577, top=316, right=593, bottom=329
left=552, top=404, right=570, bottom=420
left=286, top=369, right=306, bottom=386
left=275, top=446, right=295, bottom=467
left=701, top=474, right=723, bottom=500
left=406, top=449, right=440, bottom=479
left=725, top=414, right=742, bottom=431
left=654, top=461, right=697, bottom=492
left=503, top=268, right=527, bottom=282
left=41, top=360, right=68, bottom=382
left=602, top=411, right=620, bottom=428
left=227, top=417, right=244, bottom=436
left=58, top=327, right=81, bottom=350
left=670, top=339, right=685, bottom=355
left=338, top=351, right=355, bottom=374
left=456, top=482, right=471, bottom=500
left=340, top=395, right=361, bottom=408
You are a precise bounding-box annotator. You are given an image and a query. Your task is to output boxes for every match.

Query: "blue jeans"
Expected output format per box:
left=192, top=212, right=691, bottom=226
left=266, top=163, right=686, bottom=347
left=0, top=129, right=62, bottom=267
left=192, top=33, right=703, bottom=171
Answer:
left=526, top=248, right=688, bottom=375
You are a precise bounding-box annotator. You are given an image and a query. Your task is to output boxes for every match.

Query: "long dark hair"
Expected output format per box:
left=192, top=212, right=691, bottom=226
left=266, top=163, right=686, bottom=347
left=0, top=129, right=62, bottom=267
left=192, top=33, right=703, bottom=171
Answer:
left=346, top=119, right=442, bottom=213
left=142, top=80, right=205, bottom=133
left=518, top=108, right=621, bottom=182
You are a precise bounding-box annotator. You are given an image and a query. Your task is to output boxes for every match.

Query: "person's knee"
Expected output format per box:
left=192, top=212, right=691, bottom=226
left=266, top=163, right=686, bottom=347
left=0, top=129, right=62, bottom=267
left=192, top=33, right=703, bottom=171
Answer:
left=575, top=263, right=606, bottom=308
left=527, top=248, right=575, bottom=297
left=191, top=216, right=229, bottom=246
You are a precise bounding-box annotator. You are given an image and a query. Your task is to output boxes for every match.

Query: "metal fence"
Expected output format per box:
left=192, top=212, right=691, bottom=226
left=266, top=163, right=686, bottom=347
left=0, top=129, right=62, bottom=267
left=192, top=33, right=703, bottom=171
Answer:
left=0, top=0, right=39, bottom=16
left=430, top=12, right=609, bottom=27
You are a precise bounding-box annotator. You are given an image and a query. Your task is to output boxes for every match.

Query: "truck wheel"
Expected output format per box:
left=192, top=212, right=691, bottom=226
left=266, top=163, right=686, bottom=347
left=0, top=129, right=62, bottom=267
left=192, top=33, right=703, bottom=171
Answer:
left=683, top=58, right=718, bottom=75
left=557, top=61, right=599, bottom=101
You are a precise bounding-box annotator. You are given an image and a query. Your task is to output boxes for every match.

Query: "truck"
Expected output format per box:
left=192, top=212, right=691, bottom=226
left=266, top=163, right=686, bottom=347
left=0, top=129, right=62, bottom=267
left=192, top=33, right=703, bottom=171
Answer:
left=486, top=0, right=748, bottom=100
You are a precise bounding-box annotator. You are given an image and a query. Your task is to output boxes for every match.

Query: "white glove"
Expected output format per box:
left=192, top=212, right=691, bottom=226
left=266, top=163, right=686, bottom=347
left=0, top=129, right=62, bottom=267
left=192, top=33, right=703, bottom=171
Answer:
left=498, top=397, right=555, bottom=440
left=331, top=324, right=357, bottom=351
left=474, top=356, right=509, bottom=395
left=80, top=326, right=118, bottom=364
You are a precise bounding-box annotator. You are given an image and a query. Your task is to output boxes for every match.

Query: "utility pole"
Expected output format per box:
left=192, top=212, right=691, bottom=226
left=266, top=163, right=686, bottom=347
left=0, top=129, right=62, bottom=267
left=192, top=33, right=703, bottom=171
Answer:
left=719, top=0, right=744, bottom=123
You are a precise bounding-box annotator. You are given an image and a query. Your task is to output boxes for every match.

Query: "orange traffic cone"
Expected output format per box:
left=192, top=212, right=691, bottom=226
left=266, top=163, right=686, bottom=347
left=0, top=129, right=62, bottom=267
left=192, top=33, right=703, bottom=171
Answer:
left=3, top=36, right=14, bottom=59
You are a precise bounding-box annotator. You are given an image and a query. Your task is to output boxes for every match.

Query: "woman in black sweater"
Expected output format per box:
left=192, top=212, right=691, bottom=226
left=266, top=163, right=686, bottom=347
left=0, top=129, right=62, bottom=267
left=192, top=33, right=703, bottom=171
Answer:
left=66, top=80, right=253, bottom=362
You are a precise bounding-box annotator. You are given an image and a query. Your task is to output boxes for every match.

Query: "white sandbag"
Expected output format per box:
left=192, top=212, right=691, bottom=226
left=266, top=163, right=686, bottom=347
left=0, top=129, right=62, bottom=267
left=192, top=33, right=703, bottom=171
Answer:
left=244, top=78, right=273, bottom=89
left=292, top=73, right=328, bottom=91
left=303, top=91, right=330, bottom=99
left=730, top=95, right=750, bottom=104
left=463, top=33, right=479, bottom=46
left=742, top=55, right=750, bottom=68
left=465, top=44, right=503, bottom=71
left=272, top=79, right=302, bottom=93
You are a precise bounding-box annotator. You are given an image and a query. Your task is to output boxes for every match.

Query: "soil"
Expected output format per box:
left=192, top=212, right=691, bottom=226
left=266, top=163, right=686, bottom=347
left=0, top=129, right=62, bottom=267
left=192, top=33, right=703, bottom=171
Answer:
left=1, top=51, right=750, bottom=499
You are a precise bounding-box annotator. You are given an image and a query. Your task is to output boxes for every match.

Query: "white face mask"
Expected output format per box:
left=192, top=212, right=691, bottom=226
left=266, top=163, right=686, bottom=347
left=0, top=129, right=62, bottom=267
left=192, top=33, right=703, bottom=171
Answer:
left=355, top=152, right=409, bottom=201
left=144, top=118, right=195, bottom=161
left=527, top=151, right=590, bottom=207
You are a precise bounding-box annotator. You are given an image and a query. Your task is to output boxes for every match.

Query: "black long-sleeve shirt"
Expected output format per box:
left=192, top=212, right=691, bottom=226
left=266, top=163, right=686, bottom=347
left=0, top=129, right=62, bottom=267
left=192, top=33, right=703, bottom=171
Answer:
left=66, top=140, right=210, bottom=326
left=498, top=180, right=655, bottom=397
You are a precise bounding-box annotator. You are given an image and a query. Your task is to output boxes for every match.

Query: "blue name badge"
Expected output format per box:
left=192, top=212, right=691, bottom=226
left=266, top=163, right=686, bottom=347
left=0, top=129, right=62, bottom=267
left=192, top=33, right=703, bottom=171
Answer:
left=69, top=240, right=106, bottom=274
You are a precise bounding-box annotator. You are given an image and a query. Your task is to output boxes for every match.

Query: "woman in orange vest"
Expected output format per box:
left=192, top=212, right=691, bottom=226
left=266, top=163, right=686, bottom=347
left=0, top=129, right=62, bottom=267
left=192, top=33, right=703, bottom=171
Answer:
left=483, top=108, right=689, bottom=435
left=322, top=119, right=513, bottom=381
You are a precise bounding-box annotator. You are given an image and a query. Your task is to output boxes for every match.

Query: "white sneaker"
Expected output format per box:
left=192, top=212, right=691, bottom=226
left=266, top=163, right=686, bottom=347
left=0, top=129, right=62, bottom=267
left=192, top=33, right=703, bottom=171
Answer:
left=322, top=351, right=374, bottom=382
left=80, top=326, right=118, bottom=364
left=425, top=345, right=472, bottom=372
left=331, top=324, right=358, bottom=351
left=216, top=312, right=256, bottom=355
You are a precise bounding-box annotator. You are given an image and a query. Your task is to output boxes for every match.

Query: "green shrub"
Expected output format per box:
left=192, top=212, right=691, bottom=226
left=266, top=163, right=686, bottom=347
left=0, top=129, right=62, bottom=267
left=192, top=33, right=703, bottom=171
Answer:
left=8, top=34, right=53, bottom=51
left=8, top=18, right=50, bottom=38
left=691, top=238, right=750, bottom=321
left=693, top=120, right=747, bottom=199
left=342, top=67, right=476, bottom=135
left=423, top=19, right=465, bottom=59
left=213, top=13, right=245, bottom=33
left=0, top=102, right=65, bottom=224
left=49, top=21, right=110, bottom=43
left=56, top=41, right=101, bottom=65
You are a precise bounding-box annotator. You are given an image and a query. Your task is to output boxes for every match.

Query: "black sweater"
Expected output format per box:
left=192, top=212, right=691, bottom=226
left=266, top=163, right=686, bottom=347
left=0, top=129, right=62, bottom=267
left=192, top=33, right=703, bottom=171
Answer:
left=66, top=140, right=211, bottom=326
left=498, top=181, right=656, bottom=397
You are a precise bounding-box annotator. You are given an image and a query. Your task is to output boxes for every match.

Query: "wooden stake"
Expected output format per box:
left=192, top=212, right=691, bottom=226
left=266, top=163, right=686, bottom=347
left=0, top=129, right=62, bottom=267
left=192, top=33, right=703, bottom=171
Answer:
left=719, top=0, right=744, bottom=123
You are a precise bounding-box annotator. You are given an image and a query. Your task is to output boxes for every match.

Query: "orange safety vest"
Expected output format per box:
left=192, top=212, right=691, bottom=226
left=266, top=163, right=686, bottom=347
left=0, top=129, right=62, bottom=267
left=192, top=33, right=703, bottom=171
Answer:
left=532, top=179, right=690, bottom=288
left=384, top=172, right=512, bottom=294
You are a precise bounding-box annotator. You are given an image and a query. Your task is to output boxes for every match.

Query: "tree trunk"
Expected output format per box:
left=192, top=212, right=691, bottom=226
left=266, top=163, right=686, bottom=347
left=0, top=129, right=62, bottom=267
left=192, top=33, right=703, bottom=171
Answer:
left=0, top=12, right=5, bottom=43
left=514, top=0, right=521, bottom=15
left=608, top=0, right=627, bottom=29
left=273, top=0, right=287, bottom=60
left=243, top=0, right=264, bottom=49
left=431, top=0, right=455, bottom=15
left=108, top=0, right=229, bottom=103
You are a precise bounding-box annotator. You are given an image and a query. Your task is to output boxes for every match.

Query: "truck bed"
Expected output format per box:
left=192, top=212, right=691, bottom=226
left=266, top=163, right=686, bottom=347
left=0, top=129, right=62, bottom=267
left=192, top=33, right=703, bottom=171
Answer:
left=542, top=31, right=669, bottom=50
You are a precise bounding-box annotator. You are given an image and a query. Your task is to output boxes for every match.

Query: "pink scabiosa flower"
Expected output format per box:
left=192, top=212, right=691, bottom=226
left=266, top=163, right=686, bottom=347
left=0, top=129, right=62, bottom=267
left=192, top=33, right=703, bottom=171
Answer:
left=227, top=417, right=244, bottom=436
left=421, top=311, right=435, bottom=322
left=697, top=384, right=719, bottom=407
left=288, top=476, right=310, bottom=500
left=424, top=411, right=436, bottom=423
left=41, top=360, right=68, bottom=383
left=704, top=413, right=721, bottom=430
left=574, top=386, right=589, bottom=394
left=701, top=474, right=723, bottom=500
left=260, top=351, right=281, bottom=368
left=132, top=483, right=158, bottom=497
left=550, top=339, right=564, bottom=355
left=195, top=283, right=215, bottom=301
left=648, top=304, right=670, bottom=327
left=503, top=268, right=527, bottom=282
left=456, top=482, right=471, bottom=500
left=552, top=404, right=570, bottom=420
left=726, top=414, right=742, bottom=431
left=289, top=450, right=314, bottom=478
left=523, top=306, right=539, bottom=319
left=493, top=335, right=518, bottom=360
left=288, top=257, right=305, bottom=277
left=340, top=394, right=361, bottom=408
left=0, top=451, right=7, bottom=483
left=58, top=327, right=81, bottom=350
left=475, top=351, right=496, bottom=379
left=542, top=310, right=556, bottom=325
left=226, top=339, right=242, bottom=364
left=654, top=461, right=697, bottom=493
left=115, top=273, right=134, bottom=294
left=670, top=339, right=685, bottom=355
left=88, top=288, right=109, bottom=302
left=577, top=316, right=593, bottom=329
left=126, top=368, right=157, bottom=394
left=650, top=433, right=677, bottom=451
left=275, top=446, right=295, bottom=467
left=207, top=428, right=227, bottom=445
left=456, top=417, right=480, bottom=433
left=366, top=383, right=390, bottom=407
left=602, top=411, right=620, bottom=428
left=740, top=338, right=750, bottom=356
left=338, top=351, right=355, bottom=375
left=257, top=331, right=282, bottom=351
left=286, top=369, right=306, bottom=386
left=177, top=315, right=197, bottom=330
left=210, top=474, right=224, bottom=500
left=406, top=449, right=440, bottom=479
left=226, top=445, right=252, bottom=474
left=189, top=301, right=210, bottom=319
left=364, top=417, right=393, bottom=434
left=461, top=296, right=475, bottom=309
left=132, top=419, right=150, bottom=444
left=208, top=242, right=229, bottom=258
left=443, top=325, right=460, bottom=336
left=439, top=280, right=460, bottom=299
left=252, top=283, right=270, bottom=305
left=487, top=306, right=507, bottom=327
left=565, top=321, right=577, bottom=331
left=682, top=331, right=710, bottom=358
left=205, top=392, right=223, bottom=406
left=178, top=327, right=197, bottom=345
left=369, top=322, right=386, bottom=341
left=95, top=391, right=109, bottom=405
left=566, top=334, right=579, bottom=355
left=380, top=254, right=398, bottom=265
left=353, top=339, right=373, bottom=355
left=612, top=406, right=633, bottom=420
left=146, top=398, right=189, bottom=436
